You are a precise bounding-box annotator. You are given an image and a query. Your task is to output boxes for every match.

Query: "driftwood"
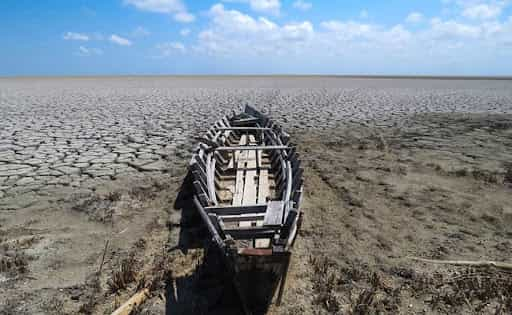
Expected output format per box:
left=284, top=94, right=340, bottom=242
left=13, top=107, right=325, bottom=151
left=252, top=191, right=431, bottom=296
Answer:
left=111, top=288, right=150, bottom=315
left=409, top=257, right=512, bottom=270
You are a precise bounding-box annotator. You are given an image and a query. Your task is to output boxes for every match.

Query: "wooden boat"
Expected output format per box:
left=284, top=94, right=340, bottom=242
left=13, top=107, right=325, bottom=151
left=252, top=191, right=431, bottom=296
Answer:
left=189, top=105, right=303, bottom=314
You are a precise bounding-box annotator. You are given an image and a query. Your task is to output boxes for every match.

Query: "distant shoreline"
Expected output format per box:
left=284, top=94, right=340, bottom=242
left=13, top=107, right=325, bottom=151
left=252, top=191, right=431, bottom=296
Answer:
left=1, top=74, right=512, bottom=80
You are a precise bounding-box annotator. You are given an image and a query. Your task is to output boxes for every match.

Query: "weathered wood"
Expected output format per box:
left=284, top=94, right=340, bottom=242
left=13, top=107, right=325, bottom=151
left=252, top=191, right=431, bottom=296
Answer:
left=193, top=180, right=209, bottom=203
left=206, top=153, right=218, bottom=205
left=224, top=227, right=276, bottom=239
left=242, top=135, right=258, bottom=205
left=232, top=117, right=260, bottom=125
left=257, top=169, right=269, bottom=204
left=206, top=204, right=267, bottom=215
left=284, top=161, right=293, bottom=204
left=220, top=213, right=266, bottom=222
left=281, top=210, right=298, bottom=239
left=193, top=196, right=224, bottom=246
left=264, top=201, right=284, bottom=226
left=218, top=127, right=272, bottom=131
left=111, top=288, right=150, bottom=315
left=276, top=254, right=291, bottom=306
left=192, top=170, right=208, bottom=193
left=215, top=145, right=289, bottom=152
left=233, top=135, right=248, bottom=206
left=189, top=106, right=304, bottom=314
left=208, top=213, right=226, bottom=239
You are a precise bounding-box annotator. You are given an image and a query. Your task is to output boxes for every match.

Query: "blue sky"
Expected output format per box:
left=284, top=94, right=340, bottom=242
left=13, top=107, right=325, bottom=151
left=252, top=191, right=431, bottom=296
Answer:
left=1, top=0, right=512, bottom=76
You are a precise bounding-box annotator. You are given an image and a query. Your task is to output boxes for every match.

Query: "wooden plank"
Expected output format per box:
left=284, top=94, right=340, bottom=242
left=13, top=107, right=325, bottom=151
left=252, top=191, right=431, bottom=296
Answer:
left=254, top=239, right=271, bottom=248
left=263, top=201, right=284, bottom=226
left=233, top=135, right=247, bottom=206
left=192, top=197, right=224, bottom=247
left=111, top=288, right=150, bottom=315
left=215, top=145, right=289, bottom=152
left=217, top=127, right=272, bottom=131
left=258, top=169, right=269, bottom=204
left=220, top=213, right=265, bottom=223
left=223, top=227, right=276, bottom=239
left=206, top=153, right=218, bottom=205
left=242, top=135, right=258, bottom=205
left=231, top=117, right=260, bottom=126
left=208, top=214, right=226, bottom=239
left=206, top=204, right=267, bottom=215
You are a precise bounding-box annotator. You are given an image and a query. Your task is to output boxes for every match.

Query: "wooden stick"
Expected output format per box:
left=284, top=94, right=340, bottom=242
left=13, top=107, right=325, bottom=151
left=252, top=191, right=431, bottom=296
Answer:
left=111, top=288, right=150, bottom=315
left=409, top=257, right=512, bottom=270
left=98, top=239, right=109, bottom=274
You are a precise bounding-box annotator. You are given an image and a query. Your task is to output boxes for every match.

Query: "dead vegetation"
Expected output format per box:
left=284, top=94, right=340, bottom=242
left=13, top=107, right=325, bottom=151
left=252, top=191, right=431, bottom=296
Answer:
left=309, top=255, right=402, bottom=314
left=108, top=255, right=139, bottom=293
left=308, top=254, right=512, bottom=314
left=0, top=238, right=30, bottom=277
left=412, top=268, right=512, bottom=314
left=71, top=192, right=120, bottom=223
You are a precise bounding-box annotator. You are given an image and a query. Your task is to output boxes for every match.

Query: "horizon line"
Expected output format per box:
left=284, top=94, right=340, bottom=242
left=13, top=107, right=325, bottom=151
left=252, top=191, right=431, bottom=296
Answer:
left=1, top=74, right=512, bottom=80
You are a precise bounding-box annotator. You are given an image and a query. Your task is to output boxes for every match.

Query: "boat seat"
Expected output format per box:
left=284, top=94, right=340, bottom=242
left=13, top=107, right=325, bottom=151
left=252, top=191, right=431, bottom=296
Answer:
left=263, top=201, right=284, bottom=226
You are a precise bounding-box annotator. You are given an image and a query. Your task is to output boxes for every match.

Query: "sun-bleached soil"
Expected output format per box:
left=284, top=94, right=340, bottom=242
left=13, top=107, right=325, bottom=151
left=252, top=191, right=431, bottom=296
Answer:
left=1, top=77, right=512, bottom=314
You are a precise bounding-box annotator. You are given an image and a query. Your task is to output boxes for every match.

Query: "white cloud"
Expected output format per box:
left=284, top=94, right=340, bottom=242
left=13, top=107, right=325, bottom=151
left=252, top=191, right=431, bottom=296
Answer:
left=109, top=34, right=133, bottom=46
left=172, top=2, right=512, bottom=74
left=441, top=0, right=508, bottom=20
left=196, top=4, right=312, bottom=55
left=180, top=28, right=191, bottom=36
left=249, top=0, right=280, bottom=15
left=63, top=32, right=89, bottom=41
left=223, top=0, right=281, bottom=15
left=156, top=41, right=186, bottom=56
left=131, top=26, right=150, bottom=37
left=406, top=12, right=424, bottom=23
left=429, top=18, right=482, bottom=38
left=462, top=3, right=504, bottom=19
left=292, top=0, right=312, bottom=11
left=76, top=46, right=103, bottom=57
left=174, top=11, right=195, bottom=22
left=124, top=0, right=195, bottom=23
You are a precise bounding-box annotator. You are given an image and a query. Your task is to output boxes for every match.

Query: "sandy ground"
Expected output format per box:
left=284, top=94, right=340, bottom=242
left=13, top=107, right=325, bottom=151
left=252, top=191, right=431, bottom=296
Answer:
left=1, top=77, right=512, bottom=314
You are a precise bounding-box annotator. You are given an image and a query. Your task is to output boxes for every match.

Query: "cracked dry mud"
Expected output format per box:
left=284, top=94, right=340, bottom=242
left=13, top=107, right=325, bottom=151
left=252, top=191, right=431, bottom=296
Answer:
left=1, top=77, right=512, bottom=314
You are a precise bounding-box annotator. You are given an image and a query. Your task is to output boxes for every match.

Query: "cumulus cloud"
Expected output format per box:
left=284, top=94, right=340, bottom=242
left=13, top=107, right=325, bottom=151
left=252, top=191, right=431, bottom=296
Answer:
left=196, top=4, right=314, bottom=55
left=292, top=0, right=312, bottom=11
left=406, top=12, right=424, bottom=24
left=462, top=3, right=504, bottom=19
left=63, top=32, right=89, bottom=41
left=109, top=34, right=133, bottom=46
left=442, top=0, right=508, bottom=20
left=429, top=18, right=482, bottom=38
left=124, top=0, right=195, bottom=23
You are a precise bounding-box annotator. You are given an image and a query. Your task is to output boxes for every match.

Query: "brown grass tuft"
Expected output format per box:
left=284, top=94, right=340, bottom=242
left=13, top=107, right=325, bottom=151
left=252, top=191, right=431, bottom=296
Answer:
left=108, top=255, right=138, bottom=293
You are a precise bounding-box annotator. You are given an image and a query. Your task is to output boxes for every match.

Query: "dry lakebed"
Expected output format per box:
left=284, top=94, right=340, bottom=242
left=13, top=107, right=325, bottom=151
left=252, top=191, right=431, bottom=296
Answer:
left=1, top=76, right=512, bottom=314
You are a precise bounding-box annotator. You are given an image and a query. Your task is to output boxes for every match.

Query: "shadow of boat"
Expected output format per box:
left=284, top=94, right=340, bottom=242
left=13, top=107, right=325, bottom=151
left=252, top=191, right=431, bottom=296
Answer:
left=167, top=171, right=281, bottom=315
left=165, top=173, right=247, bottom=315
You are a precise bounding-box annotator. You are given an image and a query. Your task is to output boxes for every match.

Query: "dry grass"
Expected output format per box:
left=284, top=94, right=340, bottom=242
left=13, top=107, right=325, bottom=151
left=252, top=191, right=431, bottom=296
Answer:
left=0, top=238, right=30, bottom=276
left=78, top=275, right=101, bottom=314
left=413, top=268, right=512, bottom=313
left=71, top=195, right=117, bottom=223
left=504, top=162, right=512, bottom=184
left=108, top=255, right=138, bottom=293
left=308, top=255, right=401, bottom=314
